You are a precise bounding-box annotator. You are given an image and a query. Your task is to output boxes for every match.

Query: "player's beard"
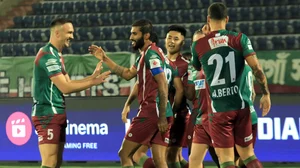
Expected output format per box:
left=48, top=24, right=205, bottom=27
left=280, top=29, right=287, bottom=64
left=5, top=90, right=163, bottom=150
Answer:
left=132, top=36, right=144, bottom=51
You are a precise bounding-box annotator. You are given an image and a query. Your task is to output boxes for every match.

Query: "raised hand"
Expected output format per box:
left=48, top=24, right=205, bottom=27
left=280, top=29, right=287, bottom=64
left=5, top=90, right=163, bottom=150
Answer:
left=92, top=70, right=111, bottom=85
left=89, top=45, right=106, bottom=61
left=91, top=61, right=103, bottom=78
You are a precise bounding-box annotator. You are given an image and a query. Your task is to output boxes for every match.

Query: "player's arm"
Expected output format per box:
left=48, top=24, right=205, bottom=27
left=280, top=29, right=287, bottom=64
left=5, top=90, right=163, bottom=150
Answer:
left=89, top=45, right=137, bottom=80
left=251, top=76, right=256, bottom=102
left=64, top=62, right=103, bottom=83
left=40, top=54, right=110, bottom=94
left=121, top=81, right=138, bottom=123
left=185, top=64, right=196, bottom=100
left=125, top=81, right=138, bottom=106
left=172, top=77, right=183, bottom=113
left=154, top=73, right=168, bottom=119
left=191, top=42, right=201, bottom=71
left=242, top=34, right=271, bottom=116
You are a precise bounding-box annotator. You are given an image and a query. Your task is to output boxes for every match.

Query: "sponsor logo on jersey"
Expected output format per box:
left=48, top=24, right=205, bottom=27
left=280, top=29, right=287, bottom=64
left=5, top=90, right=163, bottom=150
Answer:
left=244, top=133, right=253, bottom=142
left=149, top=58, right=161, bottom=69
left=45, top=59, right=58, bottom=66
left=46, top=65, right=61, bottom=72
left=194, top=79, right=206, bottom=90
left=164, top=137, right=170, bottom=144
left=208, top=36, right=229, bottom=49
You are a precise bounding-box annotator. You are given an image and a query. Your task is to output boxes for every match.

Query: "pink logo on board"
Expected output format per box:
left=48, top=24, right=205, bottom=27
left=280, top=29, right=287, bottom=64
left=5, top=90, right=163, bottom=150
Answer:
left=6, top=112, right=32, bottom=146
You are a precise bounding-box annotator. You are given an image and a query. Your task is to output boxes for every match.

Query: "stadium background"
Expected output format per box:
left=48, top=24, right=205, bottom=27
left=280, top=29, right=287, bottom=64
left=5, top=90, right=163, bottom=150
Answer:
left=0, top=0, right=299, bottom=167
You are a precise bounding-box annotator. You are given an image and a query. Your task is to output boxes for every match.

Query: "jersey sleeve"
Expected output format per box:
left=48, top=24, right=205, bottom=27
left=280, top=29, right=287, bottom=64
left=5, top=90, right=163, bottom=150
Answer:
left=38, top=54, right=63, bottom=78
left=240, top=33, right=256, bottom=57
left=132, top=55, right=141, bottom=69
left=173, top=66, right=179, bottom=78
left=145, top=50, right=164, bottom=76
left=187, top=63, right=195, bottom=85
left=191, top=41, right=201, bottom=70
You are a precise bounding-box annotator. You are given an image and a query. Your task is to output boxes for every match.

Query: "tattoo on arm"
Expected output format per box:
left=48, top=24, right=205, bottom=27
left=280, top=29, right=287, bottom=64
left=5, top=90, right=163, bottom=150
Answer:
left=250, top=64, right=269, bottom=95
left=113, top=65, right=125, bottom=77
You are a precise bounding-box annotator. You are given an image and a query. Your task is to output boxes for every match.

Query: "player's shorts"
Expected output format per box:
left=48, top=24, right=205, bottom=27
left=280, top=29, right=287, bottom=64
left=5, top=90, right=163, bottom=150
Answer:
left=192, top=123, right=212, bottom=146
left=125, top=116, right=172, bottom=147
left=210, top=108, right=253, bottom=148
left=32, top=114, right=67, bottom=145
left=169, top=113, right=190, bottom=147
left=234, top=123, right=258, bottom=158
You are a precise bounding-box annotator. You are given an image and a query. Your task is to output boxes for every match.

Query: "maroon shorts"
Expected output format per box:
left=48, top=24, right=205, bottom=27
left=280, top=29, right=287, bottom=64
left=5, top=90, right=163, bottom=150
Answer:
left=184, top=114, right=195, bottom=148
left=234, top=123, right=258, bottom=157
left=210, top=108, right=253, bottom=148
left=32, top=114, right=67, bottom=145
left=169, top=113, right=190, bottom=147
left=193, top=123, right=212, bottom=146
left=125, top=117, right=172, bottom=147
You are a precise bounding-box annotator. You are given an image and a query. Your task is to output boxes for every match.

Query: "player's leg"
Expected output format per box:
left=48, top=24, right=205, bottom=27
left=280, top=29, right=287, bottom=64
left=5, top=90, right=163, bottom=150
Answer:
left=119, top=117, right=158, bottom=167
left=208, top=146, right=220, bottom=168
left=210, top=112, right=236, bottom=168
left=151, top=144, right=168, bottom=168
left=55, top=142, right=65, bottom=168
left=150, top=117, right=173, bottom=168
left=189, top=124, right=211, bottom=168
left=132, top=145, right=155, bottom=168
left=235, top=111, right=261, bottom=168
left=33, top=116, right=64, bottom=168
left=56, top=121, right=67, bottom=168
left=167, top=116, right=185, bottom=168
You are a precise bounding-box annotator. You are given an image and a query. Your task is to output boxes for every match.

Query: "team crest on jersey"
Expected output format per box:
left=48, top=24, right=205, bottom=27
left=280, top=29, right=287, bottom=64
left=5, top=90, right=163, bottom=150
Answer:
left=208, top=36, right=229, bottom=49
left=149, top=58, right=161, bottom=69
left=194, top=79, right=206, bottom=90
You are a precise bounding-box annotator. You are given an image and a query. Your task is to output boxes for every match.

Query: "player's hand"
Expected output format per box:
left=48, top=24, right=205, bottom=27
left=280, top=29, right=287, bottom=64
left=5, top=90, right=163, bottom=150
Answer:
left=260, top=94, right=271, bottom=117
left=91, top=61, right=103, bottom=78
left=92, top=70, right=111, bottom=85
left=89, top=45, right=106, bottom=61
left=158, top=117, right=168, bottom=133
left=121, top=104, right=130, bottom=123
left=202, top=24, right=210, bottom=35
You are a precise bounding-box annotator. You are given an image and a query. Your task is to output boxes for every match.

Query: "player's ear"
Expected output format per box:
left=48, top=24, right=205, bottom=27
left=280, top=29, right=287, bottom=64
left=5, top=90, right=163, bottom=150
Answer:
left=207, top=15, right=210, bottom=24
left=144, top=33, right=150, bottom=40
left=225, top=16, right=229, bottom=24
left=181, top=40, right=185, bottom=47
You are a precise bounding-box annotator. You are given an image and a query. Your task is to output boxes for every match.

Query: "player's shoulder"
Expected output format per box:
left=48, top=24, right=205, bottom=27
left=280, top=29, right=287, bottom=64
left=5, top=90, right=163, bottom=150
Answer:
left=148, top=43, right=165, bottom=56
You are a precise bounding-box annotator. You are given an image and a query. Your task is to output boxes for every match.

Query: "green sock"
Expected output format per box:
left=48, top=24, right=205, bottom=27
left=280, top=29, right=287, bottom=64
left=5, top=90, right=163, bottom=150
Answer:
left=243, top=155, right=257, bottom=165
left=41, top=166, right=51, bottom=168
left=220, top=161, right=235, bottom=168
left=168, top=162, right=181, bottom=168
left=122, top=166, right=134, bottom=168
left=180, top=159, right=188, bottom=167
left=138, top=155, right=149, bottom=166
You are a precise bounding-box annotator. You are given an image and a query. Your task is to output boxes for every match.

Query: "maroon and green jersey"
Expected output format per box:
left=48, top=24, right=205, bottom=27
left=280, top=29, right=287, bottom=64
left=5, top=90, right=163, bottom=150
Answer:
left=165, top=58, right=179, bottom=117
left=187, top=63, right=210, bottom=125
left=32, top=43, right=67, bottom=116
left=192, top=30, right=256, bottom=113
left=169, top=55, right=190, bottom=116
left=132, top=43, right=167, bottom=118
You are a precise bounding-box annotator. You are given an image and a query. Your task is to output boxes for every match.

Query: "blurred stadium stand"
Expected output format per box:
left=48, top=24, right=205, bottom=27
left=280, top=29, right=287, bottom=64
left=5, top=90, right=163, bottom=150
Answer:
left=0, top=0, right=300, bottom=56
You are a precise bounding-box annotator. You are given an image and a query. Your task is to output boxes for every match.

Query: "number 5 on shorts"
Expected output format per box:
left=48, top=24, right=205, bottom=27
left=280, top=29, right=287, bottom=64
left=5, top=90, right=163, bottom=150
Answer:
left=47, top=129, right=54, bottom=140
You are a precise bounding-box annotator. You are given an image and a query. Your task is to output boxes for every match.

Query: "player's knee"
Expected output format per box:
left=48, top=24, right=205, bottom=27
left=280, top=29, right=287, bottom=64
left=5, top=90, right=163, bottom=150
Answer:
left=132, top=151, right=143, bottom=163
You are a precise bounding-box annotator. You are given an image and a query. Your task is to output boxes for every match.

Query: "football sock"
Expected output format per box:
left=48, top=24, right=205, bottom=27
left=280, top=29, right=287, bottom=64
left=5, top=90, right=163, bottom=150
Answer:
left=168, top=162, right=181, bottom=168
left=220, top=161, right=235, bottom=168
left=244, top=155, right=263, bottom=168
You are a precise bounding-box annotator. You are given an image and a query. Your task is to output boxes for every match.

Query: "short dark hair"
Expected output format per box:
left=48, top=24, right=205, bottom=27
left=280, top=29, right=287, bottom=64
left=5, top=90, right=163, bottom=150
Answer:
left=167, top=25, right=187, bottom=37
left=208, top=2, right=228, bottom=20
left=132, top=19, right=153, bottom=34
left=50, top=18, right=73, bottom=28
